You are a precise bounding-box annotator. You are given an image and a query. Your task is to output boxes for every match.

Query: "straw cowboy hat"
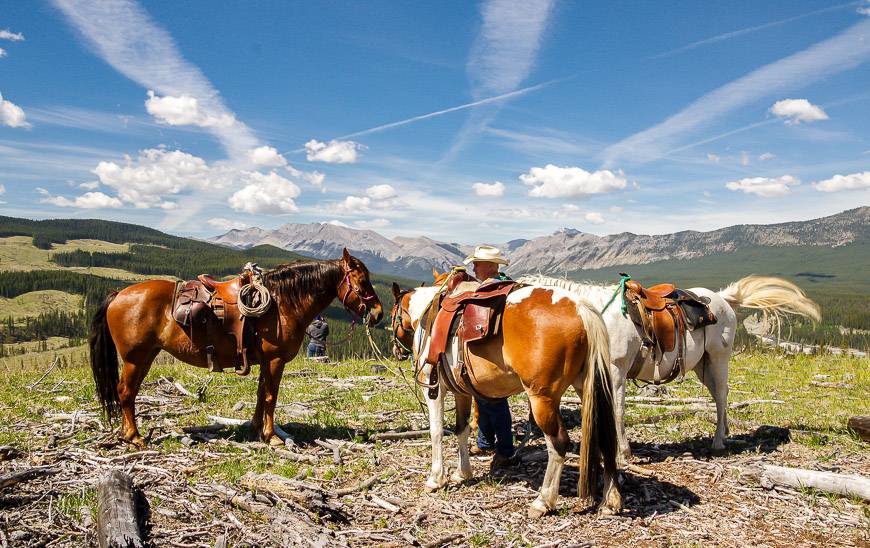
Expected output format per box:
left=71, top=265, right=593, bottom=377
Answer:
left=463, top=245, right=510, bottom=266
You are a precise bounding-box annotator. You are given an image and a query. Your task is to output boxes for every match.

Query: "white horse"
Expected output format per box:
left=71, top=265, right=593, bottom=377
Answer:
left=517, top=275, right=820, bottom=460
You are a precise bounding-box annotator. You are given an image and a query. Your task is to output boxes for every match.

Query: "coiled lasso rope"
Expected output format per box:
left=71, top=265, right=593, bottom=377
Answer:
left=238, top=262, right=272, bottom=318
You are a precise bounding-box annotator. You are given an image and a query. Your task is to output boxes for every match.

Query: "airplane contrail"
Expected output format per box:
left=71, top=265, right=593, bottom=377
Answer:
left=650, top=1, right=861, bottom=59
left=286, top=80, right=556, bottom=153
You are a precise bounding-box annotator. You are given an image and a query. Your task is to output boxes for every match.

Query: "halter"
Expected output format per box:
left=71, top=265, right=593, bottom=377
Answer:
left=389, top=288, right=414, bottom=358
left=338, top=271, right=377, bottom=319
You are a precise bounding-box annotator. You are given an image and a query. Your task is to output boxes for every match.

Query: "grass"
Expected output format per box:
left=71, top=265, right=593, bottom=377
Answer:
left=0, top=290, right=83, bottom=319
left=0, top=235, right=165, bottom=281
left=0, top=344, right=866, bottom=497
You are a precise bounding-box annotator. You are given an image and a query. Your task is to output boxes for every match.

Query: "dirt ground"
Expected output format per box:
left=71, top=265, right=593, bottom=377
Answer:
left=0, top=353, right=867, bottom=547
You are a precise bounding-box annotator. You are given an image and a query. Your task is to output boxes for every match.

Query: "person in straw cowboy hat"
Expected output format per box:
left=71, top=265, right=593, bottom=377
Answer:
left=463, top=245, right=515, bottom=467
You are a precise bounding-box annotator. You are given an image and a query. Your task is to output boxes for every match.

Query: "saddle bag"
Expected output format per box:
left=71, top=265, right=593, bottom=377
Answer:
left=172, top=281, right=213, bottom=327
left=672, top=289, right=717, bottom=330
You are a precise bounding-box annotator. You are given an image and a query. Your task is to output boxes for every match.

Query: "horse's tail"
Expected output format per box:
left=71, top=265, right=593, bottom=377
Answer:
left=717, top=275, right=820, bottom=335
left=89, top=292, right=120, bottom=421
left=575, top=302, right=618, bottom=501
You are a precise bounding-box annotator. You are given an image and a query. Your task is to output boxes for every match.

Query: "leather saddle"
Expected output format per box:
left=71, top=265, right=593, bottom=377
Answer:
left=424, top=276, right=519, bottom=401
left=172, top=271, right=255, bottom=375
left=622, top=275, right=717, bottom=383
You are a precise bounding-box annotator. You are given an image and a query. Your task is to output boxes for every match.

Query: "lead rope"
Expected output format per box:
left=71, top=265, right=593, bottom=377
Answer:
left=600, top=273, right=632, bottom=316
left=238, top=262, right=272, bottom=318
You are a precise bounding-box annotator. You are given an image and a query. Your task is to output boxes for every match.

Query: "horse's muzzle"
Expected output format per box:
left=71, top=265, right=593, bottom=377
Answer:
left=367, top=304, right=384, bottom=326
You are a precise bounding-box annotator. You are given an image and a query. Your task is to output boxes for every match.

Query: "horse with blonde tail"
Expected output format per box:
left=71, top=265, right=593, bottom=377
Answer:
left=402, top=277, right=621, bottom=518
left=520, top=274, right=820, bottom=461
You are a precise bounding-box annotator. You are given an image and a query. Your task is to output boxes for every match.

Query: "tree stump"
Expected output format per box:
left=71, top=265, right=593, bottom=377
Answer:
left=847, top=416, right=870, bottom=442
left=96, top=470, right=144, bottom=548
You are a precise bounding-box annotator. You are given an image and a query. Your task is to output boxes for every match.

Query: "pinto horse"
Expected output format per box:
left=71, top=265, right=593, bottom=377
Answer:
left=402, top=277, right=621, bottom=518
left=519, top=275, right=820, bottom=461
left=90, top=249, right=383, bottom=446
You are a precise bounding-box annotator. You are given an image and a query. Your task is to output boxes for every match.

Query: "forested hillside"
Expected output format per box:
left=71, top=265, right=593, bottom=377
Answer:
left=0, top=216, right=415, bottom=358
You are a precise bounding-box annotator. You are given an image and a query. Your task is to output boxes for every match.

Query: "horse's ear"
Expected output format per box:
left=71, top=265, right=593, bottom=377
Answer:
left=432, top=267, right=439, bottom=280
left=419, top=282, right=426, bottom=287
left=341, top=248, right=352, bottom=269
left=391, top=282, right=401, bottom=299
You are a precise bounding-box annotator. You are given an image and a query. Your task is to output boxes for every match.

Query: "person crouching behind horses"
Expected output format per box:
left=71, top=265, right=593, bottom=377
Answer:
left=464, top=245, right=515, bottom=468
left=306, top=315, right=329, bottom=359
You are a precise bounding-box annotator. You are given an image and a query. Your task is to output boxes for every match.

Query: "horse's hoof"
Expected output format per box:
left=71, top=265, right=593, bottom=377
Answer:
left=573, top=496, right=595, bottom=513
left=528, top=500, right=550, bottom=519
left=711, top=444, right=727, bottom=456
left=424, top=478, right=447, bottom=492
left=597, top=504, right=619, bottom=516
left=450, top=470, right=472, bottom=483
left=268, top=436, right=285, bottom=447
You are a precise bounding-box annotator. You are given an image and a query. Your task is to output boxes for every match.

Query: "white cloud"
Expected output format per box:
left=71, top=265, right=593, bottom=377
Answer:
left=302, top=171, right=325, bottom=188
left=37, top=188, right=123, bottom=209
left=354, top=218, right=391, bottom=229
left=472, top=181, right=505, bottom=197
left=584, top=212, right=605, bottom=224
left=366, top=184, right=397, bottom=200
left=859, top=2, right=870, bottom=16
left=0, top=48, right=6, bottom=58
left=609, top=205, right=624, bottom=213
left=0, top=92, right=30, bottom=128
left=93, top=148, right=213, bottom=209
left=324, top=219, right=351, bottom=228
left=207, top=217, right=249, bottom=231
left=468, top=0, right=554, bottom=98
left=79, top=181, right=99, bottom=190
left=758, top=152, right=776, bottom=161
left=145, top=90, right=235, bottom=128
left=519, top=164, right=627, bottom=198
left=770, top=98, right=829, bottom=125
left=0, top=30, right=24, bottom=41
left=336, top=195, right=372, bottom=213
left=304, top=139, right=362, bottom=163
left=740, top=151, right=750, bottom=166
left=228, top=171, right=301, bottom=214
left=813, top=171, right=870, bottom=192
left=52, top=1, right=258, bottom=157
left=602, top=18, right=870, bottom=165
left=706, top=153, right=720, bottom=163
left=0, top=184, right=5, bottom=195
left=247, top=145, right=287, bottom=167
left=725, top=175, right=800, bottom=197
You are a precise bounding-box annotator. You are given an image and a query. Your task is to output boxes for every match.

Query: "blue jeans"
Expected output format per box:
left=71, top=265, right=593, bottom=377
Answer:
left=475, top=397, right=513, bottom=457
left=307, top=343, right=325, bottom=358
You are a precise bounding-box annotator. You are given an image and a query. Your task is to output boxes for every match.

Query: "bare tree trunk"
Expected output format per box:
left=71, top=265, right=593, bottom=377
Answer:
left=741, top=464, right=870, bottom=501
left=96, top=470, right=144, bottom=548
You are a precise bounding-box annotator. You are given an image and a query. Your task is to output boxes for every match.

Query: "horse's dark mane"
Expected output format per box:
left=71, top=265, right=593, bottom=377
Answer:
left=262, top=260, right=343, bottom=306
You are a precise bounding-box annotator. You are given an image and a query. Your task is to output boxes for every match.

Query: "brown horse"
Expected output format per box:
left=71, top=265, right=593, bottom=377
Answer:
left=403, top=277, right=621, bottom=518
left=90, top=249, right=383, bottom=446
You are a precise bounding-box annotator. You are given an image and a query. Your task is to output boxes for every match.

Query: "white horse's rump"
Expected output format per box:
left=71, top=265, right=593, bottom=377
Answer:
left=519, top=275, right=820, bottom=456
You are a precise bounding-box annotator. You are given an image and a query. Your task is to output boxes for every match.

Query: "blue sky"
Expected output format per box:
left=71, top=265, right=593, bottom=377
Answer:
left=1, top=0, right=869, bottom=243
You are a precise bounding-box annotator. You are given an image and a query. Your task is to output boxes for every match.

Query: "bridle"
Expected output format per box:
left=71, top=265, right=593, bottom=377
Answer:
left=338, top=270, right=378, bottom=320
left=390, top=288, right=414, bottom=359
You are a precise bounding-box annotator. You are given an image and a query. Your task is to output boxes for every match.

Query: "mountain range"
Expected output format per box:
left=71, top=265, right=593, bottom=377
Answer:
left=209, top=206, right=870, bottom=280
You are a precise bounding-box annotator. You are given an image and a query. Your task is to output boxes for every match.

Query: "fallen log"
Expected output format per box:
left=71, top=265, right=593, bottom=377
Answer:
left=740, top=464, right=870, bottom=501
left=239, top=472, right=346, bottom=520
left=847, top=416, right=870, bottom=442
left=96, top=469, right=144, bottom=548
left=370, top=429, right=451, bottom=441
left=0, top=466, right=57, bottom=490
